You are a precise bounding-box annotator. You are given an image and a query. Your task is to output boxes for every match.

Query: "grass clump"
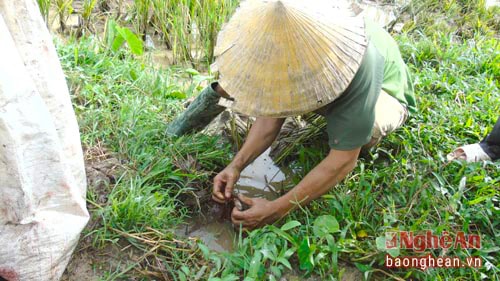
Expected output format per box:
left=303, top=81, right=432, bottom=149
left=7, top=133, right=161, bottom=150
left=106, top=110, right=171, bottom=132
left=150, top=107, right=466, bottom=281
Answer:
left=135, top=0, right=239, bottom=65
left=54, top=0, right=74, bottom=32
left=37, top=0, right=51, bottom=24
left=58, top=36, right=233, bottom=277
left=81, top=0, right=98, bottom=30
left=38, top=0, right=239, bottom=66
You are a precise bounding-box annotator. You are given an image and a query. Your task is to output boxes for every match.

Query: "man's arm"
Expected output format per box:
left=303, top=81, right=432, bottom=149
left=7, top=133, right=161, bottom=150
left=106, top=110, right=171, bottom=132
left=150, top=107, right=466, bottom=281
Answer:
left=231, top=148, right=360, bottom=229
left=275, top=148, right=359, bottom=213
left=212, top=117, right=285, bottom=202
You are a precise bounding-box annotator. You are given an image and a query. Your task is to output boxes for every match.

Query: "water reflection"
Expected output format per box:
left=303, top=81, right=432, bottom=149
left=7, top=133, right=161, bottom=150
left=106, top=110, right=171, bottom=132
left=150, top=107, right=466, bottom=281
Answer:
left=181, top=148, right=289, bottom=252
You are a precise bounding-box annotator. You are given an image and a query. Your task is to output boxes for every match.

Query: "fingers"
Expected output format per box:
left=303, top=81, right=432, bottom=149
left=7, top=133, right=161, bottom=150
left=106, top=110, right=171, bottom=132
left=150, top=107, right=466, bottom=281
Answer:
left=224, top=176, right=237, bottom=199
left=232, top=223, right=250, bottom=232
left=231, top=217, right=244, bottom=226
left=232, top=220, right=255, bottom=231
left=231, top=211, right=253, bottom=230
left=211, top=194, right=226, bottom=204
left=212, top=166, right=240, bottom=202
left=212, top=176, right=226, bottom=202
left=231, top=206, right=263, bottom=230
left=237, top=194, right=254, bottom=206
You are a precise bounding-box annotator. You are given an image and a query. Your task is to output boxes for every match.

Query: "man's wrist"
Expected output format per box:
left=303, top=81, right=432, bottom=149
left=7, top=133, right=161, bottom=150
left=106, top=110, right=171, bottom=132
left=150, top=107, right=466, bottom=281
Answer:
left=272, top=195, right=294, bottom=218
left=228, top=159, right=244, bottom=172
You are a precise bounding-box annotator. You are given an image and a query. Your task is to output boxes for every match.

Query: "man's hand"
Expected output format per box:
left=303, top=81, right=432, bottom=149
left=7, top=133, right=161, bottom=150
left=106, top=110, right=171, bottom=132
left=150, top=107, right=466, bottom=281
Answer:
left=231, top=194, right=283, bottom=230
left=212, top=166, right=241, bottom=203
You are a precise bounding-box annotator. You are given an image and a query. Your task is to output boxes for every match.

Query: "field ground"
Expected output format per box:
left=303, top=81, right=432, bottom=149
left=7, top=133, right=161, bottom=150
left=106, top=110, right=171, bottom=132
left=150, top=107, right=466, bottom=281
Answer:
left=48, top=0, right=500, bottom=280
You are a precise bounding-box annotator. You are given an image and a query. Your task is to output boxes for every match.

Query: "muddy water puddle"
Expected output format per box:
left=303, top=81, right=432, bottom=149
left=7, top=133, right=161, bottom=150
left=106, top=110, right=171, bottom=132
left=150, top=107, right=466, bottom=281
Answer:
left=178, top=148, right=292, bottom=252
left=179, top=215, right=237, bottom=252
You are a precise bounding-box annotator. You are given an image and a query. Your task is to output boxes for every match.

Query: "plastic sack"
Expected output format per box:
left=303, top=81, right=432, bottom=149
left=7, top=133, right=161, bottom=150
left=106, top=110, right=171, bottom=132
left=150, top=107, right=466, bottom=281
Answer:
left=0, top=0, right=89, bottom=280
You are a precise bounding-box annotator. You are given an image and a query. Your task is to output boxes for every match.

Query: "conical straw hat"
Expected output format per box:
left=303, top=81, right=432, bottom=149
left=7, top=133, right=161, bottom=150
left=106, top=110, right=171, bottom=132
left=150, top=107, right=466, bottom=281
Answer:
left=214, top=0, right=368, bottom=117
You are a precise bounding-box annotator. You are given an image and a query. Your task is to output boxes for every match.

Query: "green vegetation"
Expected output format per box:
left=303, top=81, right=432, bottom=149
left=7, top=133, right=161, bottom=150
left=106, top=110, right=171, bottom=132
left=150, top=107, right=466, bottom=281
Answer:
left=55, top=0, right=74, bottom=32
left=59, top=36, right=233, bottom=278
left=82, top=0, right=98, bottom=29
left=105, top=19, right=144, bottom=55
left=37, top=0, right=51, bottom=23
left=39, top=0, right=236, bottom=65
left=142, top=0, right=238, bottom=65
left=52, top=0, right=499, bottom=280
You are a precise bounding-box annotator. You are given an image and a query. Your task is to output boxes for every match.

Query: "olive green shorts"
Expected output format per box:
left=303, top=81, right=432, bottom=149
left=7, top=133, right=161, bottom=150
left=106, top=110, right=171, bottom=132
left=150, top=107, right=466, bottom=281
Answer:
left=364, top=90, right=408, bottom=149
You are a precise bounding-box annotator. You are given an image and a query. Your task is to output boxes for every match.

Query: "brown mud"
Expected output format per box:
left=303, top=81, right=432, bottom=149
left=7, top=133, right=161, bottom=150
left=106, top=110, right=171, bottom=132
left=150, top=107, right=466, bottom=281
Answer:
left=175, top=136, right=364, bottom=279
left=61, top=145, right=130, bottom=281
left=178, top=148, right=291, bottom=252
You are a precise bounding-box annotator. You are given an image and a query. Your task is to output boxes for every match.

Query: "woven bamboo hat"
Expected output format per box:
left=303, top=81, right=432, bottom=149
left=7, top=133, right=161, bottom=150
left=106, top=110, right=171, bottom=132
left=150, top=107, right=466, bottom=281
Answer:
left=214, top=0, right=368, bottom=117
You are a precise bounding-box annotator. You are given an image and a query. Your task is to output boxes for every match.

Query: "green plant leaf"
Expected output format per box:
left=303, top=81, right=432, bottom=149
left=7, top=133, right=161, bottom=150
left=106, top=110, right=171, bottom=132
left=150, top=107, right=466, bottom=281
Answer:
left=357, top=229, right=368, bottom=238
left=116, top=26, right=144, bottom=55
left=281, top=220, right=301, bottom=231
left=168, top=90, right=187, bottom=99
left=194, top=265, right=207, bottom=280
left=313, top=215, right=340, bottom=237
left=260, top=248, right=276, bottom=261
left=277, top=257, right=292, bottom=270
left=269, top=226, right=296, bottom=245
left=297, top=237, right=314, bottom=271
left=248, top=251, right=262, bottom=278
left=284, top=248, right=294, bottom=258
left=354, top=262, right=372, bottom=273
left=111, top=34, right=126, bottom=53
left=270, top=265, right=282, bottom=278
left=376, top=236, right=400, bottom=257
left=219, top=275, right=239, bottom=281
left=185, top=68, right=200, bottom=75
left=198, top=243, right=210, bottom=259
left=105, top=19, right=117, bottom=49
left=179, top=272, right=187, bottom=281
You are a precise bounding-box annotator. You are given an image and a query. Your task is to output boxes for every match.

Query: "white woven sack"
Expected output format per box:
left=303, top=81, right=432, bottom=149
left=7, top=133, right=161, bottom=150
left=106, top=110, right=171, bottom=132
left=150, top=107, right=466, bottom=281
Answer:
left=0, top=0, right=89, bottom=280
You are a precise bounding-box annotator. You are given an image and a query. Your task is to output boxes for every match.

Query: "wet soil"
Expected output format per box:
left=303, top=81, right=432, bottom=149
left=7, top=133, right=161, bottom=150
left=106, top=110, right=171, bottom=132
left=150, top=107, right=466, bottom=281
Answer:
left=178, top=148, right=290, bottom=252
left=61, top=145, right=130, bottom=281
left=174, top=140, right=364, bottom=279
